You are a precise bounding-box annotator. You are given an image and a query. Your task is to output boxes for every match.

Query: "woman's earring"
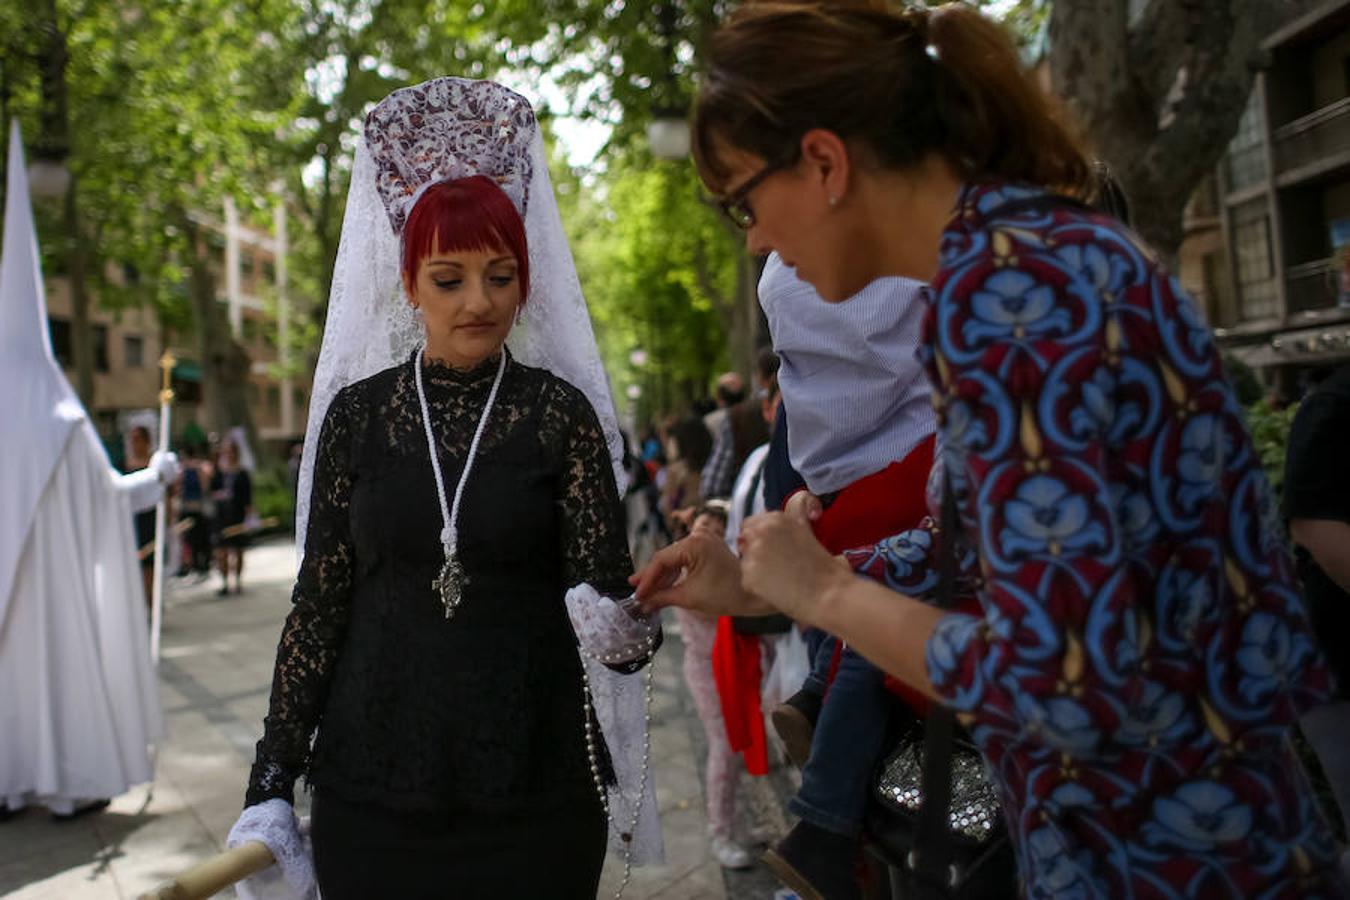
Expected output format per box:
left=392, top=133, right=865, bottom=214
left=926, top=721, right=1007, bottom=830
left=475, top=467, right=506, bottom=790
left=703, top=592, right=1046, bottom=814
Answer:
left=827, top=195, right=839, bottom=208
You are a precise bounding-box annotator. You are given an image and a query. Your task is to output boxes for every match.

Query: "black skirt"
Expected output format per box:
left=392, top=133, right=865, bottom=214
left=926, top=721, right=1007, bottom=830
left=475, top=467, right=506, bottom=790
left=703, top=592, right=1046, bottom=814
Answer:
left=310, top=789, right=608, bottom=899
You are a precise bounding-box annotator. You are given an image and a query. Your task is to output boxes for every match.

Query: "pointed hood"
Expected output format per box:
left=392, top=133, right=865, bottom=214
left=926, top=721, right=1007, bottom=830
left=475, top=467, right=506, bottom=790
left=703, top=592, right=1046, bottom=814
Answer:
left=0, top=120, right=90, bottom=611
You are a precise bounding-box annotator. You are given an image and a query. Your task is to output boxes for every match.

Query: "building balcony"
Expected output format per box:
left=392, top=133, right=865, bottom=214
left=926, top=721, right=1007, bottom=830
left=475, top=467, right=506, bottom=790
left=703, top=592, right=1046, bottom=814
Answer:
left=1285, top=257, right=1347, bottom=315
left=1272, top=97, right=1350, bottom=186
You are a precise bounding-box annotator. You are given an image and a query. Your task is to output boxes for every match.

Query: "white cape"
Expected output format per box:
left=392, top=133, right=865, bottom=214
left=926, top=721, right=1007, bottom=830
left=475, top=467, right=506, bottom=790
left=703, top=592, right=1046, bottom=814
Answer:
left=0, top=412, right=164, bottom=813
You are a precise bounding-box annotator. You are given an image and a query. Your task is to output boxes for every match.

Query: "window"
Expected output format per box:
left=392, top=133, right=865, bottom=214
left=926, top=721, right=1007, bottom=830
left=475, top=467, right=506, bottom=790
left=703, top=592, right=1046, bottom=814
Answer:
left=267, top=385, right=280, bottom=413
left=93, top=325, right=110, bottom=373
left=1232, top=199, right=1278, bottom=321
left=1226, top=93, right=1267, bottom=193
left=124, top=334, right=144, bottom=368
left=1202, top=251, right=1229, bottom=325
left=48, top=317, right=72, bottom=367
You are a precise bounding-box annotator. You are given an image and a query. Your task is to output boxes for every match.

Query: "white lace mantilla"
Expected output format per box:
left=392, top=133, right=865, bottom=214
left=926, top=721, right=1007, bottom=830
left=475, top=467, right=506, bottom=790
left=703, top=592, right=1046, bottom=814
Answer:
left=296, top=77, right=626, bottom=554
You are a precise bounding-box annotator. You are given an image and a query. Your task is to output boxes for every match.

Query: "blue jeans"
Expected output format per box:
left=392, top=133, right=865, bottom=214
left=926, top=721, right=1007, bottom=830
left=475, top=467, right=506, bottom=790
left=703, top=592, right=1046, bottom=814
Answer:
left=789, top=640, right=892, bottom=838
left=802, top=628, right=833, bottom=696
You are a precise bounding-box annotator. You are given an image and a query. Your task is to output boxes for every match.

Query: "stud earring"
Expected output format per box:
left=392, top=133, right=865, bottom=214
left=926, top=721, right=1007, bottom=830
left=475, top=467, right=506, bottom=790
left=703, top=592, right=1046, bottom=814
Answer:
left=827, top=195, right=839, bottom=208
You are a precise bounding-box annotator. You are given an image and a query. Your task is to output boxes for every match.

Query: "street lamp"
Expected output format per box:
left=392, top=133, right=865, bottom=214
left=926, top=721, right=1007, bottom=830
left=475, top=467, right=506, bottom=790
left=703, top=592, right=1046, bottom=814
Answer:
left=647, top=2, right=690, bottom=161
left=28, top=156, right=70, bottom=198
left=647, top=115, right=690, bottom=161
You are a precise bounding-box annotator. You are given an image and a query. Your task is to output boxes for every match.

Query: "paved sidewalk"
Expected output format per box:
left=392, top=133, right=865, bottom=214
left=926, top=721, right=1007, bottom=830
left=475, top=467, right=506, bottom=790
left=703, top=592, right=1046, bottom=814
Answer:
left=1, top=537, right=788, bottom=900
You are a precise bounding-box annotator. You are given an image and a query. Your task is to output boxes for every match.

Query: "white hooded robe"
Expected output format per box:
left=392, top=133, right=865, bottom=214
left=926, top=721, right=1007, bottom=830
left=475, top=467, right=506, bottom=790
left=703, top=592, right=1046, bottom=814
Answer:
left=0, top=121, right=164, bottom=814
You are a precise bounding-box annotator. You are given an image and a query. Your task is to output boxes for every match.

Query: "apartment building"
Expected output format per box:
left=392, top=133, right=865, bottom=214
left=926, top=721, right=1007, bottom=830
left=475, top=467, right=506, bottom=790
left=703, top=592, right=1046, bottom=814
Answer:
left=1199, top=0, right=1350, bottom=394
left=45, top=196, right=309, bottom=463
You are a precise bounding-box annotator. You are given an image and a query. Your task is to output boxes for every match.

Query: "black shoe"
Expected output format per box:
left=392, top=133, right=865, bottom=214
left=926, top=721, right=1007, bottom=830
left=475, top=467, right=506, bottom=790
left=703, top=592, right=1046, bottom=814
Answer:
left=217, top=585, right=230, bottom=597
left=51, top=799, right=110, bottom=822
left=763, top=821, right=863, bottom=900
left=772, top=688, right=823, bottom=769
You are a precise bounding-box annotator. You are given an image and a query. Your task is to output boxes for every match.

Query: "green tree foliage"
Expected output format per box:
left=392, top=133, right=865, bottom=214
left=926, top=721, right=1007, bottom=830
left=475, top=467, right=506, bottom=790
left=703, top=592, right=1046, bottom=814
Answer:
left=4, top=0, right=305, bottom=446
left=558, top=146, right=736, bottom=420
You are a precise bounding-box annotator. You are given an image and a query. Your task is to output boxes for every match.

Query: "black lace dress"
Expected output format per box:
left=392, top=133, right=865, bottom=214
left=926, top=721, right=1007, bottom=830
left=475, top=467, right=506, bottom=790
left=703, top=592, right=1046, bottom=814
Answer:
left=245, top=350, right=654, bottom=898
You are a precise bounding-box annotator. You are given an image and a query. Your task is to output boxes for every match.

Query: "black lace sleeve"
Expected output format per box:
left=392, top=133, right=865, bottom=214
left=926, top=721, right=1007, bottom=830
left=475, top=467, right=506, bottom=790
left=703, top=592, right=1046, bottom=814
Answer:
left=540, top=377, right=661, bottom=672
left=541, top=378, right=633, bottom=594
left=245, top=387, right=359, bottom=807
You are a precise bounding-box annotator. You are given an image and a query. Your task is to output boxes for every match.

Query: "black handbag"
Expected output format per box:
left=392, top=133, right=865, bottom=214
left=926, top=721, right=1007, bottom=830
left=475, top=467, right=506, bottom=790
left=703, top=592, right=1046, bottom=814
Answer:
left=864, top=476, right=1016, bottom=899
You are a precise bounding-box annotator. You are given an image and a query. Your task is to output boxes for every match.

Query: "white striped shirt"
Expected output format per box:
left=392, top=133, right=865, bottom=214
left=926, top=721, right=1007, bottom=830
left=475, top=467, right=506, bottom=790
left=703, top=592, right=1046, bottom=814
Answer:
left=759, top=253, right=936, bottom=496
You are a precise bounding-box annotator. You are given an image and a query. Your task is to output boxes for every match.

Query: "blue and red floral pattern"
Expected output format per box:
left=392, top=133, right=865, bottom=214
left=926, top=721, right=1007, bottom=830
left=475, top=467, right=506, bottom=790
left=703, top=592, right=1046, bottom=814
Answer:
left=848, top=183, right=1343, bottom=897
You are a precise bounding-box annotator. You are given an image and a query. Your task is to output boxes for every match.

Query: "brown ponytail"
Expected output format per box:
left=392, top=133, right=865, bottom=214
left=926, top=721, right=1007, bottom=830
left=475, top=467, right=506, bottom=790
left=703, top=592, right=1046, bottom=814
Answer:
left=692, top=1, right=1091, bottom=197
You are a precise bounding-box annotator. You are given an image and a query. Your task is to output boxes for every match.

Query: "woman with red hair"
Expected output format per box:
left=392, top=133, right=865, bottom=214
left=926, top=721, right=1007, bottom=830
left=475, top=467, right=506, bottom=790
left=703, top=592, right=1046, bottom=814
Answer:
left=227, top=79, right=662, bottom=899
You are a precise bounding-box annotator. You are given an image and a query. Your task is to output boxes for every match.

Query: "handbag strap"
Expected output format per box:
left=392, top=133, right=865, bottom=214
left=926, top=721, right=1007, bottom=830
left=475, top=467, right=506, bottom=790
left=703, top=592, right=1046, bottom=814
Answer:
left=910, top=470, right=961, bottom=893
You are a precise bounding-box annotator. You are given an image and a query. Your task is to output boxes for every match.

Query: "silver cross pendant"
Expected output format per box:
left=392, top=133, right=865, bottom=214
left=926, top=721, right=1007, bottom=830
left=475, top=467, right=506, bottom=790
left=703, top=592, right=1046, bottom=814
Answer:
left=433, top=553, right=468, bottom=620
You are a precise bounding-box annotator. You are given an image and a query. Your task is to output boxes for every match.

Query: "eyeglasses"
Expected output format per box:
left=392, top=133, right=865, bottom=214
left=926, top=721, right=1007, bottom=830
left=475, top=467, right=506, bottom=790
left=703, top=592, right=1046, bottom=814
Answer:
left=718, top=159, right=786, bottom=230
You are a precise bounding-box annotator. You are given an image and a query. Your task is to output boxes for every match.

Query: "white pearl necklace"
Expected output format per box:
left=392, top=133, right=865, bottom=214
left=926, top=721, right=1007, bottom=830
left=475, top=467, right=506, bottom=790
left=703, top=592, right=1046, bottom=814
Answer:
left=580, top=629, right=657, bottom=900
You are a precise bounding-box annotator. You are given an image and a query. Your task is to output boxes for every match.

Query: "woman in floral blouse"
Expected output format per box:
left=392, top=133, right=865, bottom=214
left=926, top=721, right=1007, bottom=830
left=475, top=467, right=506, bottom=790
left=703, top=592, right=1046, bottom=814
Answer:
left=634, top=2, right=1345, bottom=896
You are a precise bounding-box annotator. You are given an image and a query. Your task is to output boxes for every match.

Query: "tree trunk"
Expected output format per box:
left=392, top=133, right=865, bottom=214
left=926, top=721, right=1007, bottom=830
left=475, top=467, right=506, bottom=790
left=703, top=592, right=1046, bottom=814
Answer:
left=1048, top=0, right=1279, bottom=260
left=183, top=215, right=260, bottom=459
left=726, top=251, right=753, bottom=382
left=36, top=0, right=94, bottom=404
left=64, top=177, right=95, bottom=405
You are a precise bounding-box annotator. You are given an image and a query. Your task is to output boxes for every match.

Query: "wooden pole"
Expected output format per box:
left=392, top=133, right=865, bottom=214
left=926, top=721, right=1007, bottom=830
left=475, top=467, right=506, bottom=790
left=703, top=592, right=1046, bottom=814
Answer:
left=137, top=841, right=276, bottom=900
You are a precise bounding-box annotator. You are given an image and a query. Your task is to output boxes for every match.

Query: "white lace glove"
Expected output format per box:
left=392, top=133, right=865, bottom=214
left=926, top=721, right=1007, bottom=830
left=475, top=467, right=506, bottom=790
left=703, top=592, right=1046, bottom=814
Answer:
left=116, top=452, right=181, bottom=513
left=226, top=799, right=317, bottom=900
left=150, top=450, right=181, bottom=484
left=565, top=584, right=660, bottom=665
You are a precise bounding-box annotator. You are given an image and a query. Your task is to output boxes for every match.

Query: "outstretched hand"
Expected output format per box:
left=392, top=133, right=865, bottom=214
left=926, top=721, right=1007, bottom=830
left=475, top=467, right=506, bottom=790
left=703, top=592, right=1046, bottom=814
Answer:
left=630, top=532, right=774, bottom=617
left=738, top=511, right=850, bottom=628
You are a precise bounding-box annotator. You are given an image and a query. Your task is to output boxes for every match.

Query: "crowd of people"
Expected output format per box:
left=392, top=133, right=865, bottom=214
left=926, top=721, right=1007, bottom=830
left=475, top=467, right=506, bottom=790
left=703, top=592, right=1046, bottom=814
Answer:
left=120, top=426, right=258, bottom=597
left=6, top=1, right=1350, bottom=899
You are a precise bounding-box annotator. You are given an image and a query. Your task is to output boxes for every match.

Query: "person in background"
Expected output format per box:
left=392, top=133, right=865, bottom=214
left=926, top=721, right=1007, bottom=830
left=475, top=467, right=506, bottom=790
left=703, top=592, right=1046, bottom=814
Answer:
left=755, top=253, right=942, bottom=898
left=702, top=371, right=746, bottom=449
left=672, top=504, right=756, bottom=869
left=286, top=439, right=304, bottom=533
left=701, top=355, right=775, bottom=501
left=124, top=424, right=159, bottom=606
left=210, top=438, right=253, bottom=596
left=1285, top=364, right=1350, bottom=881
left=660, top=415, right=713, bottom=539
left=178, top=443, right=215, bottom=580
left=0, top=123, right=175, bottom=821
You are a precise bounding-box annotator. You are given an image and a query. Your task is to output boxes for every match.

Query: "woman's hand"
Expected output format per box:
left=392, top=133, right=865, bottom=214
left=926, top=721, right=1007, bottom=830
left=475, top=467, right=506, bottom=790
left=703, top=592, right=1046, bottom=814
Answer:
left=630, top=532, right=774, bottom=617
left=737, top=511, right=851, bottom=628
left=783, top=490, right=823, bottom=525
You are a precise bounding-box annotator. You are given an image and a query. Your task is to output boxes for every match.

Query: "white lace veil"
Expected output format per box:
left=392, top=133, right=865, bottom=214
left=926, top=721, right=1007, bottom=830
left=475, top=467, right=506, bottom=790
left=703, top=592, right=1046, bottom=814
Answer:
left=297, top=79, right=626, bottom=544
left=294, top=78, right=658, bottom=865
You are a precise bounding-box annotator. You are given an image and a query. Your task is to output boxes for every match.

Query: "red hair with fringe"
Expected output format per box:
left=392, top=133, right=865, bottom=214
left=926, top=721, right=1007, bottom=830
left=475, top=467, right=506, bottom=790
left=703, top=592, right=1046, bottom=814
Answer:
left=400, top=175, right=530, bottom=305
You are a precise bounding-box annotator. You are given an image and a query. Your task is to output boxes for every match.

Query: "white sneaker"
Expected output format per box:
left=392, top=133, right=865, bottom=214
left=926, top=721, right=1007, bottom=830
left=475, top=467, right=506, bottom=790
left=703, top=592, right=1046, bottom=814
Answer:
left=746, top=820, right=778, bottom=844
left=710, top=834, right=754, bottom=869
